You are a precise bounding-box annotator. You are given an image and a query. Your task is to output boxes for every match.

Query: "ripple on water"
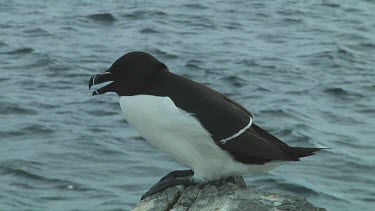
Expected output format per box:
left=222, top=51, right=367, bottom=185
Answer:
left=258, top=109, right=296, bottom=119
left=0, top=102, right=38, bottom=115
left=0, top=77, right=10, bottom=82
left=298, top=47, right=359, bottom=68
left=220, top=75, right=248, bottom=88
left=0, top=47, right=34, bottom=55
left=252, top=86, right=272, bottom=92
left=148, top=48, right=179, bottom=59
left=251, top=178, right=319, bottom=197
left=235, top=59, right=259, bottom=67
left=322, top=87, right=365, bottom=101
left=183, top=3, right=208, bottom=10
left=29, top=102, right=59, bottom=110
left=1, top=164, right=88, bottom=192
left=276, top=182, right=320, bottom=197
left=0, top=160, right=42, bottom=170
left=362, top=84, right=375, bottom=91
left=0, top=41, right=8, bottom=47
left=21, top=124, right=54, bottom=135
left=334, top=138, right=371, bottom=150
left=84, top=109, right=119, bottom=117
left=185, top=59, right=203, bottom=69
left=122, top=10, right=167, bottom=19
left=320, top=2, right=341, bottom=8
left=139, top=28, right=161, bottom=34
left=356, top=108, right=375, bottom=116
left=86, top=13, right=116, bottom=23
left=323, top=87, right=350, bottom=97
left=279, top=18, right=304, bottom=25
left=22, top=28, right=51, bottom=37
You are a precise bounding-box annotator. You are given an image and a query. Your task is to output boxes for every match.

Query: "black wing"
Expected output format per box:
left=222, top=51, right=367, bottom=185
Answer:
left=215, top=91, right=321, bottom=164
left=221, top=125, right=323, bottom=164
left=146, top=72, right=322, bottom=164
left=147, top=72, right=252, bottom=142
left=219, top=126, right=296, bottom=164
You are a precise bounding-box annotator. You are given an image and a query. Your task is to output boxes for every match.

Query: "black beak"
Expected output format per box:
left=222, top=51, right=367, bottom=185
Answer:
left=89, top=71, right=115, bottom=96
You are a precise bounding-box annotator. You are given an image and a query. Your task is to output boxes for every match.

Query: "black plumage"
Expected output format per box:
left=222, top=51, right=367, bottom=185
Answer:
left=89, top=51, right=323, bottom=166
left=145, top=70, right=322, bottom=165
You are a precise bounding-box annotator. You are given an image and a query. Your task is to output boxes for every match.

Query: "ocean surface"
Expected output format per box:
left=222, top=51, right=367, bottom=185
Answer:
left=1, top=0, right=374, bottom=210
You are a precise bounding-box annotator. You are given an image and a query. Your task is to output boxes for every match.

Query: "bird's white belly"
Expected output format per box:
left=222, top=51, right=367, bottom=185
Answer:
left=119, top=95, right=280, bottom=181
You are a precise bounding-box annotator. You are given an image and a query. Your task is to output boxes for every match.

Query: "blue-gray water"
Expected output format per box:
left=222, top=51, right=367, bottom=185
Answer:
left=1, top=0, right=374, bottom=210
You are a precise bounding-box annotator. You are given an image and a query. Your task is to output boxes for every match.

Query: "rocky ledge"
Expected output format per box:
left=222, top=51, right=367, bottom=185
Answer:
left=132, top=176, right=326, bottom=211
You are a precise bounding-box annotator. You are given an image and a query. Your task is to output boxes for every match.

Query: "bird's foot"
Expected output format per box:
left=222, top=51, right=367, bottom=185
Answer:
left=158, top=169, right=194, bottom=183
left=147, top=169, right=194, bottom=191
left=141, top=169, right=195, bottom=200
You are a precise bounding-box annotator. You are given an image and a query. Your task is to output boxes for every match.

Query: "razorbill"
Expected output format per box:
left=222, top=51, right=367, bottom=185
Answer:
left=89, top=51, right=324, bottom=199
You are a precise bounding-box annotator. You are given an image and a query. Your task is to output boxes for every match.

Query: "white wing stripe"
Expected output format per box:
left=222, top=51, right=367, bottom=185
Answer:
left=219, top=114, right=254, bottom=144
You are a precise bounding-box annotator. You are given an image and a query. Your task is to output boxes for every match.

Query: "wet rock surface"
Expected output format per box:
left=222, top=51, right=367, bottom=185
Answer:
left=132, top=176, right=326, bottom=211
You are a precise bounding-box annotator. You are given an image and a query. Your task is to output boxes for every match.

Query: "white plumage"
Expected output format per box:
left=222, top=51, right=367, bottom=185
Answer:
left=119, top=95, right=282, bottom=182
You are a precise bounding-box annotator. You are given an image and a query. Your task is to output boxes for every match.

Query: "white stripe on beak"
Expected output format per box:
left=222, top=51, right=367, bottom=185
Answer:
left=92, top=75, right=97, bottom=86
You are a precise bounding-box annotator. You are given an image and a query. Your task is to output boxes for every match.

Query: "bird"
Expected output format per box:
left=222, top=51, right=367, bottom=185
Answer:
left=89, top=51, right=324, bottom=199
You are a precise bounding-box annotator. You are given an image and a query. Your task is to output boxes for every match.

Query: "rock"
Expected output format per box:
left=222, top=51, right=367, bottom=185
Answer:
left=132, top=176, right=326, bottom=211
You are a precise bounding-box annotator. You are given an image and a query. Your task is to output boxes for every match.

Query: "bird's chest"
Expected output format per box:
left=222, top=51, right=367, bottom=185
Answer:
left=119, top=95, right=203, bottom=139
left=119, top=95, right=219, bottom=168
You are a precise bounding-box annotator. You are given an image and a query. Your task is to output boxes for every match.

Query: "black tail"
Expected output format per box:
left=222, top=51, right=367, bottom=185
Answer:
left=288, top=147, right=327, bottom=159
left=251, top=124, right=328, bottom=160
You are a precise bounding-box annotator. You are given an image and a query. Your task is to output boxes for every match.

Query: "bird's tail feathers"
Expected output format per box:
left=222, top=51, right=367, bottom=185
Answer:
left=288, top=147, right=329, bottom=159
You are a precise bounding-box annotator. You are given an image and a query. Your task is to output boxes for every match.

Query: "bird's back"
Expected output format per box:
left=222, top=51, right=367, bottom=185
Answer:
left=146, top=71, right=252, bottom=143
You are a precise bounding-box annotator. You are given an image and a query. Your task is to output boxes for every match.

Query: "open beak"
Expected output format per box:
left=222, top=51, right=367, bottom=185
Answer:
left=88, top=71, right=115, bottom=96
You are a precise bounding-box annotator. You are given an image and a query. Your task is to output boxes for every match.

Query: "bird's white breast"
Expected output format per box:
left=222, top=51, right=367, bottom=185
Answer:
left=119, top=95, right=281, bottom=181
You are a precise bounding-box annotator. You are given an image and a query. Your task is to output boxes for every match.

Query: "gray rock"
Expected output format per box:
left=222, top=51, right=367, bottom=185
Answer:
left=132, top=176, right=326, bottom=211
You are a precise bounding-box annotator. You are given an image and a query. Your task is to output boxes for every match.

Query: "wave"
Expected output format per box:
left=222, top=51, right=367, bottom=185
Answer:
left=139, top=28, right=160, bottom=34
left=0, top=47, right=33, bottom=55
left=122, top=10, right=167, bottom=19
left=220, top=75, right=248, bottom=87
left=323, top=87, right=364, bottom=100
left=87, top=13, right=116, bottom=23
left=0, top=102, right=37, bottom=115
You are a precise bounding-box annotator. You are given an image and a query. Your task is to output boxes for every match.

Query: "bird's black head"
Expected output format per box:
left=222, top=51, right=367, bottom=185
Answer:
left=89, top=51, right=168, bottom=96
